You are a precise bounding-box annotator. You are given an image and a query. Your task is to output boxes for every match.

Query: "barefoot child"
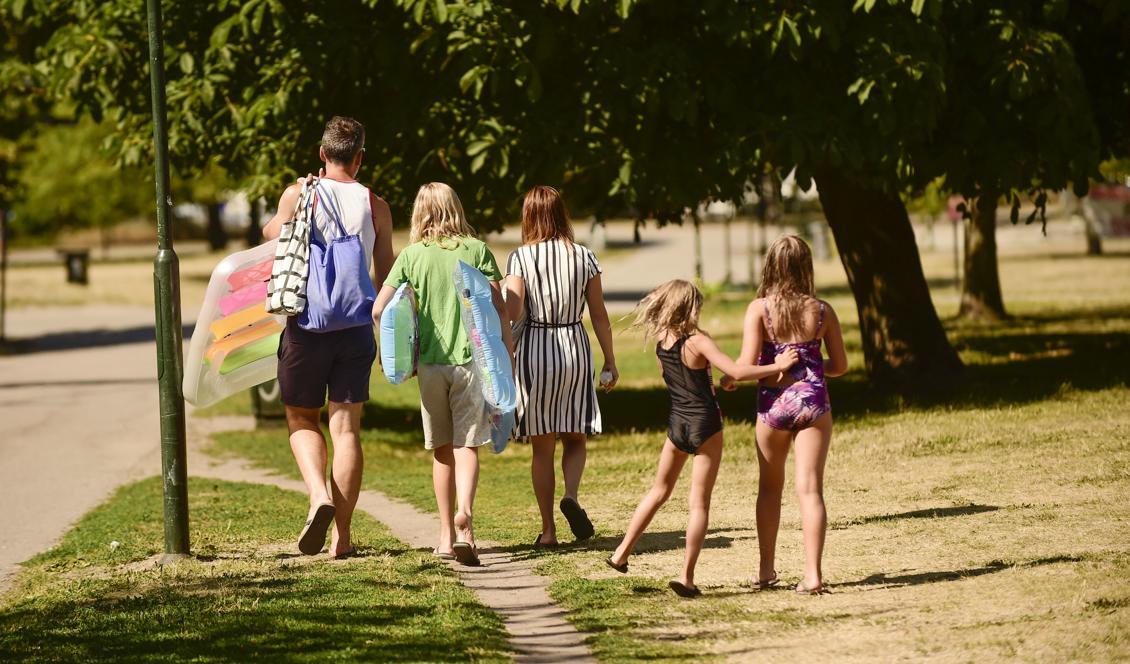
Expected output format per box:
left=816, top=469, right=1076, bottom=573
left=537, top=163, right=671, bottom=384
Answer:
left=371, top=183, right=512, bottom=566
left=606, top=280, right=799, bottom=597
left=726, top=234, right=847, bottom=594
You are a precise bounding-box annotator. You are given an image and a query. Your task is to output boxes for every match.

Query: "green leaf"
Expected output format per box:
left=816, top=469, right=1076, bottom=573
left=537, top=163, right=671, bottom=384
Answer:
left=910, top=0, right=925, bottom=15
left=465, top=139, right=492, bottom=156
left=179, top=53, right=195, bottom=75
left=469, top=150, right=487, bottom=173
left=433, top=0, right=448, bottom=23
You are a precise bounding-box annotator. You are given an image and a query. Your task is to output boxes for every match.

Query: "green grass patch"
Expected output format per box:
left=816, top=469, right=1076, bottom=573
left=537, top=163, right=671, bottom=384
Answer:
left=206, top=240, right=1130, bottom=661
left=0, top=477, right=509, bottom=662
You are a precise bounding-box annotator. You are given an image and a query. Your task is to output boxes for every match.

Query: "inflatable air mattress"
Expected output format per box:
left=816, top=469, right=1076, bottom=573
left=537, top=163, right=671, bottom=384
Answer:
left=184, top=241, right=285, bottom=407
left=453, top=260, right=516, bottom=453
left=379, top=282, right=418, bottom=384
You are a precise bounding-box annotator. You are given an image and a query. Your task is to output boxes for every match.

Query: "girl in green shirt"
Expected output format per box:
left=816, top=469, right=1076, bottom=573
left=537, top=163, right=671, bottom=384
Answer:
left=372, top=183, right=511, bottom=566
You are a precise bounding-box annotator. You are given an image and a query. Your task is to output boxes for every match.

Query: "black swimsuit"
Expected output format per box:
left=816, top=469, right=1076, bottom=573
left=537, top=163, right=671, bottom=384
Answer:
left=657, top=337, right=723, bottom=454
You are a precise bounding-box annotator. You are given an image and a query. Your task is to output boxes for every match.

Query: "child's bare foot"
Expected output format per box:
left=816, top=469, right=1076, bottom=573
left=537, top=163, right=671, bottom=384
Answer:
left=454, top=511, right=476, bottom=549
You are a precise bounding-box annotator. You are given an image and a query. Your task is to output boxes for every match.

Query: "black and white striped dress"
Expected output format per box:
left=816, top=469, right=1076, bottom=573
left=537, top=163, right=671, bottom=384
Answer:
left=507, top=238, right=602, bottom=437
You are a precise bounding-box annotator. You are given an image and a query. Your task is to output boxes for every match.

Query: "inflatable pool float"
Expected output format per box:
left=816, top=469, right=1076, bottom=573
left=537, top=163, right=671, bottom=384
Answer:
left=184, top=241, right=286, bottom=407
left=453, top=260, right=516, bottom=453
left=379, top=282, right=418, bottom=384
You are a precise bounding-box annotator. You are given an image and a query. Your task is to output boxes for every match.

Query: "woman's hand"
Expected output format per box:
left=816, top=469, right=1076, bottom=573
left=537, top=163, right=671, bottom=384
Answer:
left=720, top=374, right=738, bottom=392
left=599, top=363, right=619, bottom=392
left=773, top=347, right=799, bottom=371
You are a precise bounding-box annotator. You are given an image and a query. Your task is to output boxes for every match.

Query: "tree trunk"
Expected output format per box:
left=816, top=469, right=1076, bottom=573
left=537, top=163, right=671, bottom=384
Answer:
left=245, top=198, right=265, bottom=247
left=1081, top=196, right=1104, bottom=256
left=814, top=167, right=963, bottom=387
left=206, top=202, right=227, bottom=251
left=958, top=190, right=1007, bottom=320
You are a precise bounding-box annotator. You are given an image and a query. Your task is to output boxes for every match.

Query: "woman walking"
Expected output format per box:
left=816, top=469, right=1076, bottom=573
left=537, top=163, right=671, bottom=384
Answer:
left=504, top=186, right=617, bottom=545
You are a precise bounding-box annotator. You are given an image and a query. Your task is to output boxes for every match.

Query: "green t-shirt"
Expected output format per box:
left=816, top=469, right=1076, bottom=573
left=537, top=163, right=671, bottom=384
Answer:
left=384, top=237, right=503, bottom=365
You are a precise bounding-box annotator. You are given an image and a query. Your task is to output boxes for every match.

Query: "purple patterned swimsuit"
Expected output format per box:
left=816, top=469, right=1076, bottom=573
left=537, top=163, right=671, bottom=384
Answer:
left=757, top=300, right=831, bottom=431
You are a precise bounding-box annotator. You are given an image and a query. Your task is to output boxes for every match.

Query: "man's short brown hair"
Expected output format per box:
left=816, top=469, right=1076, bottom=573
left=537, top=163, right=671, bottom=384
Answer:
left=321, top=116, right=365, bottom=164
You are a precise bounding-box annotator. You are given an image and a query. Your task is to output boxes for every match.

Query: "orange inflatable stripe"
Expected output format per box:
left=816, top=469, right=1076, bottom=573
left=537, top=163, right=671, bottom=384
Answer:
left=205, top=319, right=283, bottom=362
left=210, top=305, right=273, bottom=340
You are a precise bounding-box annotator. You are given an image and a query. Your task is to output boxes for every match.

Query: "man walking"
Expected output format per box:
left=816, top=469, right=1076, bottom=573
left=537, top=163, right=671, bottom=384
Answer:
left=263, top=116, right=394, bottom=556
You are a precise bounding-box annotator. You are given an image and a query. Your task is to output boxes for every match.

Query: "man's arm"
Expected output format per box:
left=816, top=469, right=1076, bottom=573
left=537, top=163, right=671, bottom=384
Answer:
left=262, top=184, right=302, bottom=241
left=370, top=193, right=394, bottom=287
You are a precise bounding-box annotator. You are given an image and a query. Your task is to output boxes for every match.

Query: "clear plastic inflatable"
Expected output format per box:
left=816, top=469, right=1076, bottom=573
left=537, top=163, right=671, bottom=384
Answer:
left=183, top=241, right=286, bottom=407
left=453, top=260, right=516, bottom=453
left=379, top=282, right=418, bottom=384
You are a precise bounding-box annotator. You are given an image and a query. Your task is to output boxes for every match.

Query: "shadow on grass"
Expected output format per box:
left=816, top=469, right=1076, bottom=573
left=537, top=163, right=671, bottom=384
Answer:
left=831, top=504, right=1000, bottom=529
left=4, top=323, right=195, bottom=354
left=0, top=567, right=503, bottom=662
left=835, top=554, right=1083, bottom=591
left=489, top=528, right=749, bottom=562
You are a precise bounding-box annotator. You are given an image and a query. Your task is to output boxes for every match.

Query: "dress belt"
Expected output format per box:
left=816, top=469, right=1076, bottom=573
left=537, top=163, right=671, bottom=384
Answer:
left=527, top=319, right=582, bottom=329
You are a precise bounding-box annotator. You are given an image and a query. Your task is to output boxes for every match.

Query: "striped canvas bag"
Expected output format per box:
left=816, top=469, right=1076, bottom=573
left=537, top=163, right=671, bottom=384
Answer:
left=266, top=175, right=317, bottom=315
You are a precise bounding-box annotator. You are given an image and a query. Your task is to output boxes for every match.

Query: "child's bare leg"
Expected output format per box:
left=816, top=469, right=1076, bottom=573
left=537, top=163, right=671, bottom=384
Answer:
left=560, top=433, right=588, bottom=502
left=453, top=445, right=480, bottom=548
left=610, top=440, right=687, bottom=566
left=432, top=444, right=457, bottom=554
left=794, top=413, right=832, bottom=590
left=681, top=432, right=723, bottom=589
left=529, top=434, right=558, bottom=543
left=756, top=421, right=791, bottom=582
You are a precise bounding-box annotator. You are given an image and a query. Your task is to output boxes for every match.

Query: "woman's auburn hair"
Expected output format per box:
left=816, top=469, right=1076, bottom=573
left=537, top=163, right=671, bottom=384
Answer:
left=521, top=185, right=575, bottom=245
left=631, top=279, right=704, bottom=341
left=410, top=182, right=476, bottom=245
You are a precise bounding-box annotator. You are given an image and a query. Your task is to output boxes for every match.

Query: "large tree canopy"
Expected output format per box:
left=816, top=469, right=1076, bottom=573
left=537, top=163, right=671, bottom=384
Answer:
left=4, top=0, right=1124, bottom=386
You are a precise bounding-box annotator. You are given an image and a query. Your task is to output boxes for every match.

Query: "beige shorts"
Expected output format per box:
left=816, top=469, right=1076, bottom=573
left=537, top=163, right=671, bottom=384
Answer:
left=418, top=363, right=491, bottom=450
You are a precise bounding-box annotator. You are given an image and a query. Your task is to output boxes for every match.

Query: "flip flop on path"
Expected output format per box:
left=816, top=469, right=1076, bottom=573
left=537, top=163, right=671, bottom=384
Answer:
left=297, top=503, right=335, bottom=555
left=452, top=541, right=481, bottom=567
left=668, top=581, right=702, bottom=598
left=432, top=548, right=456, bottom=561
left=795, top=582, right=825, bottom=595
left=332, top=546, right=358, bottom=560
left=753, top=572, right=780, bottom=590
left=559, top=496, right=594, bottom=541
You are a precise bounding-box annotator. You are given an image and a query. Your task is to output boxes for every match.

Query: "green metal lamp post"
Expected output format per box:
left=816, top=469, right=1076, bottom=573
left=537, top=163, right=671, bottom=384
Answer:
left=146, top=0, right=190, bottom=560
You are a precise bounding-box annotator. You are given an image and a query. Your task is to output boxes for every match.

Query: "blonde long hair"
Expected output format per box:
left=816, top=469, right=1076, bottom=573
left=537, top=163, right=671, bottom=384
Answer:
left=410, top=182, right=476, bottom=244
left=631, top=279, right=704, bottom=340
left=521, top=185, right=575, bottom=245
left=757, top=234, right=817, bottom=340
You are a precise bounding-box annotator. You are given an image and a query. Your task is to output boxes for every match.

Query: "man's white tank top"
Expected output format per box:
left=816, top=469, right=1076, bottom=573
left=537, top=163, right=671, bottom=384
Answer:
left=310, top=178, right=376, bottom=271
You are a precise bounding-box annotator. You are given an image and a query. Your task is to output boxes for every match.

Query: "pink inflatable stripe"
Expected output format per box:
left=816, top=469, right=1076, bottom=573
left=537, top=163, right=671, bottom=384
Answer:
left=219, top=282, right=268, bottom=316
left=227, top=257, right=273, bottom=291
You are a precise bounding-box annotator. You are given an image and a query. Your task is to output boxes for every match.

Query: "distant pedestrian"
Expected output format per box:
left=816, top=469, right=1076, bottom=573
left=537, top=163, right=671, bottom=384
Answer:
left=262, top=116, right=395, bottom=558
left=503, top=186, right=617, bottom=546
left=606, top=280, right=798, bottom=597
left=726, top=234, right=848, bottom=594
left=372, top=182, right=511, bottom=566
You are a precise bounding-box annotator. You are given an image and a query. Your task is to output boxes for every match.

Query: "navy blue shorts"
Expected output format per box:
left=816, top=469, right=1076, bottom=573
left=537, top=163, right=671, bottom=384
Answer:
left=277, top=318, right=376, bottom=408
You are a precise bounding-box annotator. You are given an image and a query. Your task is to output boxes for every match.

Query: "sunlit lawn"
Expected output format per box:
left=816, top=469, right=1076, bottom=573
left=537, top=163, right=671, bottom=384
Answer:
left=207, top=233, right=1130, bottom=661
left=0, top=478, right=510, bottom=662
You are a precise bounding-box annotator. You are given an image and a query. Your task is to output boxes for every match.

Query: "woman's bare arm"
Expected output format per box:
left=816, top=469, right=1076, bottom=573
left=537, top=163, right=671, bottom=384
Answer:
left=585, top=274, right=618, bottom=389
left=503, top=275, right=525, bottom=324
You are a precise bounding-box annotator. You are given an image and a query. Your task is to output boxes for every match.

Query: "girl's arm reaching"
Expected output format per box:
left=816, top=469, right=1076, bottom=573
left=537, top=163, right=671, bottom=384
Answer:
left=821, top=305, right=848, bottom=377
left=736, top=298, right=766, bottom=365
left=689, top=334, right=798, bottom=383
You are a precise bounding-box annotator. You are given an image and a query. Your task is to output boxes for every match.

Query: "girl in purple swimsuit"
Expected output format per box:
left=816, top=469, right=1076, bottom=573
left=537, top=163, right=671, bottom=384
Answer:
left=723, top=235, right=848, bottom=595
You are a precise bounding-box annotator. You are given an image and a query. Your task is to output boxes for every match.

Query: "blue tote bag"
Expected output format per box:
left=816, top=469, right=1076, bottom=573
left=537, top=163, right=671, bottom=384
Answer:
left=298, top=185, right=376, bottom=332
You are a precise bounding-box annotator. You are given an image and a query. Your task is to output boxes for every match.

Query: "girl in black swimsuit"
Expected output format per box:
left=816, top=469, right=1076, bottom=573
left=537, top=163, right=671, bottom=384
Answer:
left=606, top=280, right=798, bottom=597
